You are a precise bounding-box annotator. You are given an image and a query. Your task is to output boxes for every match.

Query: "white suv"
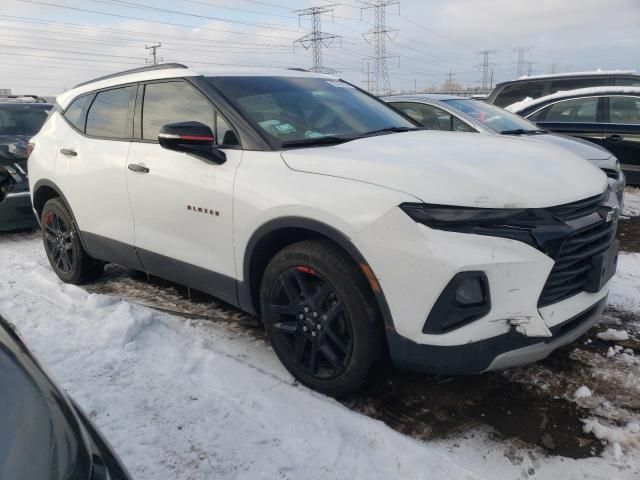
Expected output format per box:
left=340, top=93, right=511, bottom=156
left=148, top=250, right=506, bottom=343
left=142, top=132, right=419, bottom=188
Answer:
left=29, top=64, right=619, bottom=396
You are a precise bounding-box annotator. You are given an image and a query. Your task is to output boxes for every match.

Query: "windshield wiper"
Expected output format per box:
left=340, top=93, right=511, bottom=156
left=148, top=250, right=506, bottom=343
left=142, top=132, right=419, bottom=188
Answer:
left=359, top=126, right=427, bottom=137
left=280, top=135, right=355, bottom=148
left=501, top=128, right=546, bottom=135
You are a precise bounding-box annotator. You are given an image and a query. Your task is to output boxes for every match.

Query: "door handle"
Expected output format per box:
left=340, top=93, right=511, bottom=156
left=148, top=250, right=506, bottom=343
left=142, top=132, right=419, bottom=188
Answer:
left=608, top=134, right=624, bottom=142
left=59, top=148, right=77, bottom=157
left=128, top=163, right=150, bottom=174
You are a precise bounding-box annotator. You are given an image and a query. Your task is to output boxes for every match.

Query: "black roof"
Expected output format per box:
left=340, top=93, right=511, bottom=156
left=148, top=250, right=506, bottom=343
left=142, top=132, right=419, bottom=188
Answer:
left=495, top=72, right=640, bottom=88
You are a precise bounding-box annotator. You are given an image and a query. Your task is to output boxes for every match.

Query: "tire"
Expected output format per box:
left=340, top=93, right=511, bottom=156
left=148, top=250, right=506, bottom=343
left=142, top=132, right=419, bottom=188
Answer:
left=41, top=198, right=104, bottom=284
left=260, top=239, right=385, bottom=397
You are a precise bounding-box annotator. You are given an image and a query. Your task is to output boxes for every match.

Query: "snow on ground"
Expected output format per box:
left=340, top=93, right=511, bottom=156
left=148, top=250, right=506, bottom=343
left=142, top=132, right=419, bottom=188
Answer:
left=622, top=187, right=640, bottom=219
left=609, top=253, right=640, bottom=314
left=1, top=233, right=639, bottom=479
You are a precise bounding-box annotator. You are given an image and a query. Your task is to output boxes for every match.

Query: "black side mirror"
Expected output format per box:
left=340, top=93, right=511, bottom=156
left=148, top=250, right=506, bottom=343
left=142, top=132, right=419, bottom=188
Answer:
left=158, top=121, right=226, bottom=164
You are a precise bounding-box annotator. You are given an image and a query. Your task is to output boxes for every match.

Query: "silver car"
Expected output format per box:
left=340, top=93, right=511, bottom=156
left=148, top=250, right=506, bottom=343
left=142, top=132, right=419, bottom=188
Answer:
left=384, top=94, right=626, bottom=205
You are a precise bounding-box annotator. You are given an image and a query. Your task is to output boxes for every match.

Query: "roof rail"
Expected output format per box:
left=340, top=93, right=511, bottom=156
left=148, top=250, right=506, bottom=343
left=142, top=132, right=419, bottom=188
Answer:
left=73, top=63, right=189, bottom=89
left=287, top=67, right=311, bottom=72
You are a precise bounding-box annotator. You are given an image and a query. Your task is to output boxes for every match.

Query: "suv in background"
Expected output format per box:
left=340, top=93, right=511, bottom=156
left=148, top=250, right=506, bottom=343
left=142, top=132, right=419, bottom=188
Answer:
left=486, top=70, right=640, bottom=108
left=29, top=64, right=617, bottom=396
left=0, top=100, right=51, bottom=230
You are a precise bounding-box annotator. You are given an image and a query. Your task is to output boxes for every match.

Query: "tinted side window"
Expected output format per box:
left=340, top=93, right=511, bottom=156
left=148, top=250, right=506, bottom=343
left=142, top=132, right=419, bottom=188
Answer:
left=542, top=97, right=598, bottom=122
left=64, top=95, right=92, bottom=132
left=494, top=82, right=546, bottom=107
left=142, top=81, right=239, bottom=146
left=614, top=77, right=640, bottom=87
left=391, top=102, right=474, bottom=132
left=608, top=96, right=640, bottom=124
left=549, top=77, right=607, bottom=94
left=86, top=86, right=134, bottom=139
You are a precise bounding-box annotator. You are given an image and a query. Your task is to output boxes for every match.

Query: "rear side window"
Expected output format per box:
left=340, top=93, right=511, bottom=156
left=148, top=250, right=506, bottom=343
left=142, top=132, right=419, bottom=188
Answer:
left=142, top=81, right=239, bottom=146
left=0, top=107, right=50, bottom=136
left=549, top=77, right=607, bottom=94
left=537, top=97, right=598, bottom=123
left=493, top=82, right=546, bottom=107
left=86, top=86, right=134, bottom=139
left=614, top=77, right=640, bottom=87
left=64, top=95, right=92, bottom=132
left=608, top=96, right=640, bottom=124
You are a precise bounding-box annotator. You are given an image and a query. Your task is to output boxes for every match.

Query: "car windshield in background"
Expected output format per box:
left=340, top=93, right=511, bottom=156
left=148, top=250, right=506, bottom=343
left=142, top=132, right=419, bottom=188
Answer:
left=0, top=107, right=50, bottom=136
left=207, top=76, right=416, bottom=147
left=443, top=99, right=542, bottom=135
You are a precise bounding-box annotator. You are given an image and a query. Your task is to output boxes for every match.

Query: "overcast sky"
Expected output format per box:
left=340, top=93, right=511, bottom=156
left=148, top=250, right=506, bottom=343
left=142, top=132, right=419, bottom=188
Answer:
left=0, top=0, right=638, bottom=96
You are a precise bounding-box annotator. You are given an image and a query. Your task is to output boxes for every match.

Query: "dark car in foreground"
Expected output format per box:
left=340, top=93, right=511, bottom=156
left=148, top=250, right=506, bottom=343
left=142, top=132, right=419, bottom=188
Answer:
left=0, top=315, right=131, bottom=480
left=486, top=70, right=640, bottom=108
left=0, top=101, right=52, bottom=230
left=384, top=94, right=626, bottom=204
left=509, top=87, right=640, bottom=185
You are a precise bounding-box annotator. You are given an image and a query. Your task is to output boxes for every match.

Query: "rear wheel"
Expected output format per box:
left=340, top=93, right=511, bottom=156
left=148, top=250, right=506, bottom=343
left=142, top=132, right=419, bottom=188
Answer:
left=260, top=240, right=384, bottom=397
left=41, top=198, right=103, bottom=284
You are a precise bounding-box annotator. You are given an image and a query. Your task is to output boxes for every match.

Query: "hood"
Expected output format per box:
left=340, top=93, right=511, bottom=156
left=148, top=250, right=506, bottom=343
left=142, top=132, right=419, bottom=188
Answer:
left=281, top=131, right=608, bottom=208
left=519, top=133, right=612, bottom=161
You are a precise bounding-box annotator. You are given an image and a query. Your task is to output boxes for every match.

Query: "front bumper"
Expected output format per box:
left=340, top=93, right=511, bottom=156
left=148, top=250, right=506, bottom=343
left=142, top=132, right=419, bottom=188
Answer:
left=356, top=204, right=614, bottom=374
left=0, top=191, right=37, bottom=231
left=386, top=297, right=605, bottom=375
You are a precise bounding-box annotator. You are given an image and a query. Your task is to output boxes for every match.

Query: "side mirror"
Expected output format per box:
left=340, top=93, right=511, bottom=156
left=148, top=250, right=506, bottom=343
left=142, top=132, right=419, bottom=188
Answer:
left=158, top=121, right=226, bottom=164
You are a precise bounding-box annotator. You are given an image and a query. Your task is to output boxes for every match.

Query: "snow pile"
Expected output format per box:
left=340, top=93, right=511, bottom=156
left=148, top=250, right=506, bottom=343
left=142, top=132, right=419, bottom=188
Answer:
left=608, top=253, right=640, bottom=314
left=598, top=329, right=630, bottom=342
left=622, top=187, right=640, bottom=219
left=506, top=86, right=640, bottom=113
left=583, top=420, right=640, bottom=460
left=575, top=386, right=592, bottom=399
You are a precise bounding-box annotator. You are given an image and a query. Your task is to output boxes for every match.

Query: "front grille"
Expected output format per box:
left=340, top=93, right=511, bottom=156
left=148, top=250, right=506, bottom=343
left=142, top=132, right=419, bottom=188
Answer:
left=538, top=219, right=616, bottom=307
left=601, top=168, right=619, bottom=180
left=546, top=192, right=606, bottom=221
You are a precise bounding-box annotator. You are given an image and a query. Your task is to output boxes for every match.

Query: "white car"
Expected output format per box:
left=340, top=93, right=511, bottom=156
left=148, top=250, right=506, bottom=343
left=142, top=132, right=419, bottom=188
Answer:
left=28, top=64, right=619, bottom=396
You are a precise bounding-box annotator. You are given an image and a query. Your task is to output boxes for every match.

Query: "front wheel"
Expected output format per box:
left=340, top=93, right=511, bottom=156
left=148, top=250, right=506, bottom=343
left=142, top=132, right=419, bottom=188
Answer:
left=41, top=198, right=104, bottom=284
left=260, top=240, right=385, bottom=397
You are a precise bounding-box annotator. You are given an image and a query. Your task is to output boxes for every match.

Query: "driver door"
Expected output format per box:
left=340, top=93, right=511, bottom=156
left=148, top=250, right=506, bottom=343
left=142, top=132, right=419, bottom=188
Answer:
left=125, top=80, right=242, bottom=304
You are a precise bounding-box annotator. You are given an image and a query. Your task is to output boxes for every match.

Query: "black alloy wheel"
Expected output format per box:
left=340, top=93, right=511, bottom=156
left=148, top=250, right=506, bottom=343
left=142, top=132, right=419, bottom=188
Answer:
left=269, top=266, right=353, bottom=380
left=43, top=210, right=74, bottom=274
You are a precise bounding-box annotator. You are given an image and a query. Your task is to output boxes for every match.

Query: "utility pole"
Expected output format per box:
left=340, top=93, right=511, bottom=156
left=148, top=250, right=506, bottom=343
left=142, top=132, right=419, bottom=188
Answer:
left=293, top=5, right=341, bottom=74
left=145, top=43, right=162, bottom=65
left=444, top=69, right=456, bottom=91
left=514, top=46, right=531, bottom=78
left=476, top=50, right=497, bottom=92
left=361, top=0, right=400, bottom=95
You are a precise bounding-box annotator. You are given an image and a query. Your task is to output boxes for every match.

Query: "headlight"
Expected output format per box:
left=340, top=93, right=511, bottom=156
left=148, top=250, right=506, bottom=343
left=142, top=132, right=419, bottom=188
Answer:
left=399, top=203, right=526, bottom=228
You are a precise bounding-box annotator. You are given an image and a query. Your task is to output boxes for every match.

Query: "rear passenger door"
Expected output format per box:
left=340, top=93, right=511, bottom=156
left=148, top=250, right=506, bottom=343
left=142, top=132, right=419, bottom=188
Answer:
left=125, top=80, right=242, bottom=304
left=55, top=85, right=142, bottom=268
left=602, top=95, right=640, bottom=184
left=527, top=96, right=606, bottom=149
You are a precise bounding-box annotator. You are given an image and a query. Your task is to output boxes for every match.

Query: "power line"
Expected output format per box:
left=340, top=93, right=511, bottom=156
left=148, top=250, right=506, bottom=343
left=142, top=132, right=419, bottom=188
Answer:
left=294, top=5, right=341, bottom=73
left=360, top=0, right=400, bottom=95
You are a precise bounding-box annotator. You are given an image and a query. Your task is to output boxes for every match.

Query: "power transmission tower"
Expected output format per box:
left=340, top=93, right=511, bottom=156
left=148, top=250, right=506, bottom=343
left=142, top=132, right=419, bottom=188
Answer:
left=525, top=61, right=535, bottom=76
left=362, top=60, right=373, bottom=92
left=444, top=69, right=457, bottom=92
left=293, top=5, right=341, bottom=74
left=476, top=50, right=497, bottom=91
left=514, top=46, right=531, bottom=78
left=360, top=0, right=400, bottom=95
left=145, top=43, right=162, bottom=65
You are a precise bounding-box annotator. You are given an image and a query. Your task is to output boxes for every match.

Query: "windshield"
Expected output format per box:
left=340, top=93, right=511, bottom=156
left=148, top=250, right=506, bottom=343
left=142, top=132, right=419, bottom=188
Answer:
left=0, top=107, right=50, bottom=136
left=207, top=76, right=415, bottom=147
left=443, top=99, right=541, bottom=134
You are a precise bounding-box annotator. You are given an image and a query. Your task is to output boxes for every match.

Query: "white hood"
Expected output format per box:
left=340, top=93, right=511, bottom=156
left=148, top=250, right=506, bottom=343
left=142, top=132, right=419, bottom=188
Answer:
left=281, top=131, right=608, bottom=208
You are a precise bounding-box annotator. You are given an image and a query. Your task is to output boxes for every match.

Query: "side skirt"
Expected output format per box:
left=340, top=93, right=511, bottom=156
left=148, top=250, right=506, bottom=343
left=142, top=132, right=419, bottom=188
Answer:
left=81, top=231, right=240, bottom=308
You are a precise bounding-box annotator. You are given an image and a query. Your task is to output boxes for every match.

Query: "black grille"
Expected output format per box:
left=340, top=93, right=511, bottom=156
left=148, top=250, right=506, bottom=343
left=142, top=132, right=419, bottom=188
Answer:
left=538, top=219, right=616, bottom=307
left=601, top=168, right=619, bottom=180
left=546, top=192, right=606, bottom=221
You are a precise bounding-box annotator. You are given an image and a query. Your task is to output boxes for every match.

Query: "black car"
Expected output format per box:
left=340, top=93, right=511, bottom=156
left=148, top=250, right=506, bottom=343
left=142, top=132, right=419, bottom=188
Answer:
left=0, top=101, right=52, bottom=231
left=512, top=88, right=640, bottom=185
left=0, top=314, right=131, bottom=480
left=486, top=71, right=640, bottom=108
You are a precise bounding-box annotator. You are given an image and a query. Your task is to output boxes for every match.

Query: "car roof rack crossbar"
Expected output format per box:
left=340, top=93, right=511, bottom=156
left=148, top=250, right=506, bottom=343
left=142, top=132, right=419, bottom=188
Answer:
left=73, top=63, right=189, bottom=89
